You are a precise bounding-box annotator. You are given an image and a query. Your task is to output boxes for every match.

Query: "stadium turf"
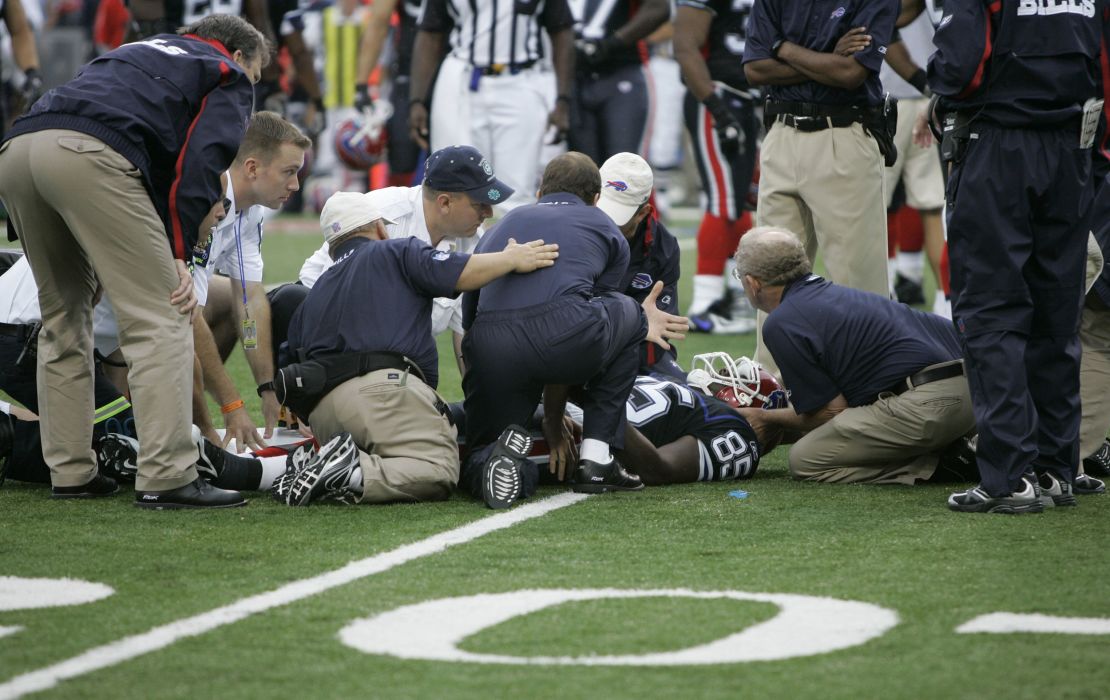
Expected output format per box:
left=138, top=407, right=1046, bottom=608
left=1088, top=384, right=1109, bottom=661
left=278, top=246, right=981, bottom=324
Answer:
left=1, top=217, right=1107, bottom=699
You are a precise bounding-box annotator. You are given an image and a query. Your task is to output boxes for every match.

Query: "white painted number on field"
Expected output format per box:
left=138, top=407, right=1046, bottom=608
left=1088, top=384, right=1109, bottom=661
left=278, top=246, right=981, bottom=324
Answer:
left=956, top=613, right=1110, bottom=636
left=339, top=588, right=900, bottom=665
left=0, top=577, right=115, bottom=640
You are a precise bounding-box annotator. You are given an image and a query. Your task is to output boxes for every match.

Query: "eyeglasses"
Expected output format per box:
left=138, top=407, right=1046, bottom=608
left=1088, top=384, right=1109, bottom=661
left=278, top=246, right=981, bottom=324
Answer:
left=731, top=266, right=744, bottom=282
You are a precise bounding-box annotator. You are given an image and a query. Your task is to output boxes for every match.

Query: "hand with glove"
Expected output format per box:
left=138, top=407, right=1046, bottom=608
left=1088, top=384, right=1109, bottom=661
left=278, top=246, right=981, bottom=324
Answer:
left=702, top=93, right=744, bottom=155
left=575, top=36, right=625, bottom=71
left=354, top=83, right=374, bottom=113
left=19, top=68, right=44, bottom=112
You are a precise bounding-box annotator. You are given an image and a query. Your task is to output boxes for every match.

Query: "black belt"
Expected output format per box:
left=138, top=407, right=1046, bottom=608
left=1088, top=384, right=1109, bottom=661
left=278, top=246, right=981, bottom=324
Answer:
left=764, top=101, right=864, bottom=132
left=892, top=360, right=965, bottom=395
left=0, top=322, right=31, bottom=338
left=473, top=60, right=537, bottom=76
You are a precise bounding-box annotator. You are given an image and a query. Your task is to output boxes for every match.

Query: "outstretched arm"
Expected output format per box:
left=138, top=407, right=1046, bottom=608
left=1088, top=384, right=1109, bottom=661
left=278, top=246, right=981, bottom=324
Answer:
left=454, top=239, right=559, bottom=291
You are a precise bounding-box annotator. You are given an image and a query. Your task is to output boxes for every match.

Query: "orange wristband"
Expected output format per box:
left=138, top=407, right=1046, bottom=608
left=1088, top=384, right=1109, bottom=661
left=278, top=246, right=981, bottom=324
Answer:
left=220, top=399, right=245, bottom=415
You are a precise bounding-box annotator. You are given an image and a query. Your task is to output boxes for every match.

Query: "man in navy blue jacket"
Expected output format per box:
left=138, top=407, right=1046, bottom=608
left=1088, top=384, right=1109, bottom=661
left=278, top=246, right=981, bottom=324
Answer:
left=0, top=14, right=267, bottom=509
left=460, top=152, right=688, bottom=509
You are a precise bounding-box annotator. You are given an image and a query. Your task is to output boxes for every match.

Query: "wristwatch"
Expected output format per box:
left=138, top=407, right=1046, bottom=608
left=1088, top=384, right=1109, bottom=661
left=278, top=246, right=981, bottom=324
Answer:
left=771, top=39, right=785, bottom=58
left=257, top=381, right=275, bottom=396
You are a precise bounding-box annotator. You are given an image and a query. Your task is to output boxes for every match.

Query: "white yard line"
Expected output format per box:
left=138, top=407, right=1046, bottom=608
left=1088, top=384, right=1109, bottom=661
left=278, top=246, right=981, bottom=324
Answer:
left=0, top=492, right=589, bottom=700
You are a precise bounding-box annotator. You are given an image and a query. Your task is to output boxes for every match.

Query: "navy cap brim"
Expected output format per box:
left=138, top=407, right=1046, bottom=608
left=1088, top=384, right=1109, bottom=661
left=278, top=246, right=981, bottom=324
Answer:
left=464, top=178, right=515, bottom=206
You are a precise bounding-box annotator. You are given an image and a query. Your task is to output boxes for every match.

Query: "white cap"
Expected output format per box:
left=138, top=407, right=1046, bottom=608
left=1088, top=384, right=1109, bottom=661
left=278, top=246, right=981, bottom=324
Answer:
left=597, top=152, right=653, bottom=227
left=320, top=191, right=396, bottom=245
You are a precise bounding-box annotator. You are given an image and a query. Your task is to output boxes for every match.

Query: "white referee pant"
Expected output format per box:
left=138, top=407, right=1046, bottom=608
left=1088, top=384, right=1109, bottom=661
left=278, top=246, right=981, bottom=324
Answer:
left=431, top=54, right=551, bottom=212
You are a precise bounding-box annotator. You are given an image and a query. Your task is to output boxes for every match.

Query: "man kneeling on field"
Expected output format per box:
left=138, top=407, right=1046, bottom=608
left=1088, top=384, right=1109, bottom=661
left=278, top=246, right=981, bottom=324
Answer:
left=272, top=190, right=559, bottom=506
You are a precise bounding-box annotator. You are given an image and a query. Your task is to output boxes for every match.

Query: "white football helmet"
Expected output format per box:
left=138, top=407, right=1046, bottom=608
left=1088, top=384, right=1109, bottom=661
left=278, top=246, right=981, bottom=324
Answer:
left=687, top=352, right=788, bottom=409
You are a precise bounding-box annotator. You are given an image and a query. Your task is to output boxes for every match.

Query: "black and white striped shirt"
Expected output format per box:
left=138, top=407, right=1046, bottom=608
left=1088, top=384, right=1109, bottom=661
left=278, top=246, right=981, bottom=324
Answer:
left=418, top=0, right=575, bottom=69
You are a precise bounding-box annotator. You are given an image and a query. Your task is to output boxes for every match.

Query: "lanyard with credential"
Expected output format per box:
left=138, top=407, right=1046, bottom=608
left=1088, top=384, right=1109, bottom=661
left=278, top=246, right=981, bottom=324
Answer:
left=235, top=211, right=258, bottom=350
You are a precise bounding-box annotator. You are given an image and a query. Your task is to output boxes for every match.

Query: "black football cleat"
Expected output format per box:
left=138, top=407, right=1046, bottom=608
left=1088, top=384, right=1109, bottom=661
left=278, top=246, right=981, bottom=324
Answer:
left=135, top=477, right=246, bottom=510
left=570, top=458, right=644, bottom=494
left=482, top=425, right=533, bottom=510
left=1082, top=439, right=1110, bottom=477
left=271, top=440, right=319, bottom=503
left=52, top=473, right=120, bottom=499
left=286, top=433, right=361, bottom=506
left=1073, top=473, right=1106, bottom=495
left=893, top=273, right=926, bottom=306
left=95, top=433, right=139, bottom=482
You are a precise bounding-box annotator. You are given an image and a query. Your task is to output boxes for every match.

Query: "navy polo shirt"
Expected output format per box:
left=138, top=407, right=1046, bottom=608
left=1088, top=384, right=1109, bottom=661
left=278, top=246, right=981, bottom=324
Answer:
left=288, top=237, right=470, bottom=389
left=763, top=275, right=963, bottom=413
left=470, top=193, right=630, bottom=314
left=742, top=0, right=897, bottom=106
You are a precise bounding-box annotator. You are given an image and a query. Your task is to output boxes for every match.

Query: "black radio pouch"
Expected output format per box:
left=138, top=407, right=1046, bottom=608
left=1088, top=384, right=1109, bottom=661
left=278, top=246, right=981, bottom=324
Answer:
left=864, top=96, right=899, bottom=167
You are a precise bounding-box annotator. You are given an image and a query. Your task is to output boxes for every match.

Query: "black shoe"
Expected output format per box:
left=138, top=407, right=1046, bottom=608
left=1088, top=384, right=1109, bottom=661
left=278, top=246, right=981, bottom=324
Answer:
left=1037, top=472, right=1078, bottom=507
left=947, top=476, right=1043, bottom=514
left=1073, top=473, right=1106, bottom=495
left=482, top=426, right=533, bottom=510
left=570, top=458, right=644, bottom=494
left=135, top=477, right=247, bottom=510
left=894, top=273, right=925, bottom=305
left=1082, top=439, right=1110, bottom=477
left=95, top=433, right=139, bottom=482
left=52, top=474, right=120, bottom=499
left=932, top=434, right=979, bottom=483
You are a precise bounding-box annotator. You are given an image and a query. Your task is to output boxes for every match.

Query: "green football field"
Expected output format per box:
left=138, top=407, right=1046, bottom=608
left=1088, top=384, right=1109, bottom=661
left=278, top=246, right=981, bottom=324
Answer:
left=1, top=216, right=1108, bottom=699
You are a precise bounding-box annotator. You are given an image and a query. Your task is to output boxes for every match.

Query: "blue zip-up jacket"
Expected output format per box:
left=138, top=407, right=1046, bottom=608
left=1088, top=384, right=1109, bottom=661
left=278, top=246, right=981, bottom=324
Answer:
left=5, top=34, right=254, bottom=260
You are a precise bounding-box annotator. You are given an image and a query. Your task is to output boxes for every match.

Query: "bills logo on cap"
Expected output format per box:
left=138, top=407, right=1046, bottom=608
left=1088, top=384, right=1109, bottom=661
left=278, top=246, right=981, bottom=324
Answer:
left=488, top=188, right=501, bottom=201
left=332, top=222, right=342, bottom=233
left=631, top=272, right=653, bottom=290
left=605, top=180, right=628, bottom=192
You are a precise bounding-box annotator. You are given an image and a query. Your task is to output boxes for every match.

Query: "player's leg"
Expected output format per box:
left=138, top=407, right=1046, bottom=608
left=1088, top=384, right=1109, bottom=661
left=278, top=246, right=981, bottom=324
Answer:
left=266, top=282, right=310, bottom=368
left=596, top=63, right=648, bottom=163
left=385, top=77, right=420, bottom=187
left=567, top=74, right=603, bottom=165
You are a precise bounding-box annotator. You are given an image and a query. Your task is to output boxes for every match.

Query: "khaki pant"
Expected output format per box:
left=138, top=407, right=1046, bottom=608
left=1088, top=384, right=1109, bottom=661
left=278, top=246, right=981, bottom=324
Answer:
left=308, top=369, right=458, bottom=503
left=0, top=130, right=197, bottom=490
left=789, top=375, right=975, bottom=485
left=754, top=121, right=890, bottom=375
left=1079, top=305, right=1110, bottom=459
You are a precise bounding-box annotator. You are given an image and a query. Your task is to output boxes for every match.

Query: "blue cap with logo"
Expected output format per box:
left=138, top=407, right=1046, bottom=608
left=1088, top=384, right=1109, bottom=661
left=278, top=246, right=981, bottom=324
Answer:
left=422, top=145, right=515, bottom=206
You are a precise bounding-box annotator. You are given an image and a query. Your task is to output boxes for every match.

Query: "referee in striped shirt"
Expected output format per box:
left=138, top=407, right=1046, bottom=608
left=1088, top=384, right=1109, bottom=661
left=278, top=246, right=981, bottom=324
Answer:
left=409, top=0, right=576, bottom=211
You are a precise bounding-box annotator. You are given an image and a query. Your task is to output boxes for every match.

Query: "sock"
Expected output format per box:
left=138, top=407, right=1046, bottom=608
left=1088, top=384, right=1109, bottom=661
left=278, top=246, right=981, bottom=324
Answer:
left=347, top=467, right=364, bottom=496
left=896, top=206, right=925, bottom=252
left=695, top=213, right=738, bottom=276
left=887, top=258, right=897, bottom=297
left=886, top=209, right=900, bottom=258
left=939, top=245, right=952, bottom=296
left=581, top=438, right=612, bottom=464
left=690, top=274, right=726, bottom=316
left=213, top=451, right=263, bottom=491
left=257, top=455, right=289, bottom=491
left=896, top=251, right=925, bottom=284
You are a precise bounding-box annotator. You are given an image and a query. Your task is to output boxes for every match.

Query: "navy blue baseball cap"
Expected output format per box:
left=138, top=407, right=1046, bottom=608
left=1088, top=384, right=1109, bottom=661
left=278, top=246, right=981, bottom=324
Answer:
left=422, top=145, right=515, bottom=206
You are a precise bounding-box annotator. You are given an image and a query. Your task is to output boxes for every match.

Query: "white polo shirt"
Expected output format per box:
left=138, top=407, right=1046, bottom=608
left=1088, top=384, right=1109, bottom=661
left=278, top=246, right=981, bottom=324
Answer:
left=192, top=174, right=267, bottom=306
left=297, top=185, right=483, bottom=335
left=0, top=254, right=121, bottom=356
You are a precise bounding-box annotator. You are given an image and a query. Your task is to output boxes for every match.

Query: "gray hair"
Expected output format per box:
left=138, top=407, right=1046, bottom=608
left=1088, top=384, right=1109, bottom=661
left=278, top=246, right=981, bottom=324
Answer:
left=733, top=226, right=812, bottom=286
left=179, top=15, right=271, bottom=67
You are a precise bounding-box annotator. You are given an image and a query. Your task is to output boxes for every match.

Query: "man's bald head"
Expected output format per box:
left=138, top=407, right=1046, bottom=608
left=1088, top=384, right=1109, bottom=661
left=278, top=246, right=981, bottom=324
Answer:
left=538, top=152, right=602, bottom=204
left=734, top=226, right=812, bottom=286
